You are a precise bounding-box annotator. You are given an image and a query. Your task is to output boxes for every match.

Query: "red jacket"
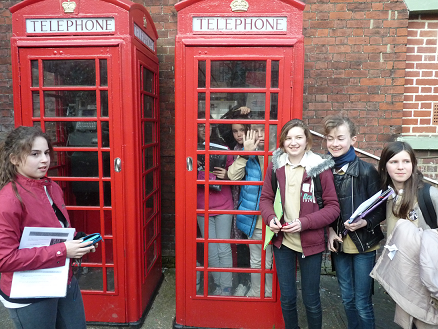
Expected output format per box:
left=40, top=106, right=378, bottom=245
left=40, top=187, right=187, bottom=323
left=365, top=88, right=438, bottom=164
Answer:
left=260, top=150, right=340, bottom=256
left=0, top=174, right=72, bottom=297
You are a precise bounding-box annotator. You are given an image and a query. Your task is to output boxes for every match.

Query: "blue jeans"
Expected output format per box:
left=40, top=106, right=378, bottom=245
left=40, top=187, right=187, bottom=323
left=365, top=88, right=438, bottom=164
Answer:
left=7, top=276, right=86, bottom=329
left=273, top=245, right=323, bottom=329
left=333, top=251, right=376, bottom=329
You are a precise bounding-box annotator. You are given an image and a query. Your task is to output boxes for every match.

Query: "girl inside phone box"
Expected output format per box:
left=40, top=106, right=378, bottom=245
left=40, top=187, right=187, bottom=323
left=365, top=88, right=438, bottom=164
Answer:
left=0, top=126, right=96, bottom=329
left=323, top=115, right=386, bottom=329
left=374, top=141, right=438, bottom=329
left=259, top=119, right=340, bottom=329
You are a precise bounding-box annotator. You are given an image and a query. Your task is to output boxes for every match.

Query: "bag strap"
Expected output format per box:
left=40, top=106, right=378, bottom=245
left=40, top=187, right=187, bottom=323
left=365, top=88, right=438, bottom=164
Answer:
left=417, top=183, right=437, bottom=229
left=314, top=174, right=324, bottom=210
left=271, top=168, right=277, bottom=193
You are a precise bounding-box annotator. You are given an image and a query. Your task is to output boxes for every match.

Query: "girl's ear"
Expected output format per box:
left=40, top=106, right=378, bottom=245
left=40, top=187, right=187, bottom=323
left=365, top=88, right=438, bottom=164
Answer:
left=10, top=154, right=19, bottom=166
left=351, top=135, right=357, bottom=146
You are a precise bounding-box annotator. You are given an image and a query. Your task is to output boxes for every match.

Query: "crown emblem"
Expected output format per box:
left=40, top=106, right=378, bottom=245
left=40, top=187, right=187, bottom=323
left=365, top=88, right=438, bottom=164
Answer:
left=230, top=0, right=249, bottom=12
left=143, top=16, right=147, bottom=28
left=61, top=1, right=76, bottom=13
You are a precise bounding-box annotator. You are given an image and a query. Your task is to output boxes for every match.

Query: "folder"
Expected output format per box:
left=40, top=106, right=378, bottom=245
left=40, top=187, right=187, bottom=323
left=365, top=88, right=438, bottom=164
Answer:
left=264, top=186, right=282, bottom=250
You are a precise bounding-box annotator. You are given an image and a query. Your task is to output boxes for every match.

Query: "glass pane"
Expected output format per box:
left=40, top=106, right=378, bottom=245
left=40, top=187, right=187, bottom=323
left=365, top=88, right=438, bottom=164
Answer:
left=44, top=90, right=96, bottom=118
left=143, top=95, right=154, bottom=118
left=143, top=122, right=154, bottom=144
left=145, top=171, right=154, bottom=196
left=106, top=268, right=115, bottom=292
left=103, top=181, right=111, bottom=207
left=100, top=90, right=109, bottom=117
left=31, top=60, right=39, bottom=87
left=198, top=93, right=206, bottom=118
left=271, top=61, right=279, bottom=88
left=48, top=121, right=98, bottom=147
left=32, top=91, right=40, bottom=117
left=99, top=59, right=107, bottom=86
left=144, top=202, right=154, bottom=225
left=202, top=93, right=265, bottom=119
left=269, top=124, right=278, bottom=151
left=146, top=240, right=157, bottom=271
left=69, top=152, right=99, bottom=177
left=198, top=60, right=206, bottom=88
left=210, top=61, right=266, bottom=88
left=101, top=121, right=110, bottom=147
left=270, top=93, right=278, bottom=120
left=70, top=181, right=100, bottom=206
left=143, top=67, right=153, bottom=93
left=143, top=147, right=154, bottom=171
left=78, top=267, right=103, bottom=291
left=43, top=60, right=95, bottom=86
left=104, top=210, right=112, bottom=236
left=146, top=194, right=154, bottom=211
left=102, top=152, right=111, bottom=178
left=145, top=217, right=155, bottom=245
left=105, top=239, right=114, bottom=264
left=68, top=209, right=101, bottom=234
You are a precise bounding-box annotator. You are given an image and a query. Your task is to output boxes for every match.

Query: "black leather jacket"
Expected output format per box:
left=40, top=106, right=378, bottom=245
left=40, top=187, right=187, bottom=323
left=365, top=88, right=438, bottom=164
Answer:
left=330, top=157, right=385, bottom=252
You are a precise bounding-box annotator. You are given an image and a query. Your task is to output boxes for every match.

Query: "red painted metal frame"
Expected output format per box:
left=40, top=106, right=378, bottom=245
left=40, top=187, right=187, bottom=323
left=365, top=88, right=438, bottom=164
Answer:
left=10, top=0, right=160, bottom=325
left=175, top=0, right=305, bottom=327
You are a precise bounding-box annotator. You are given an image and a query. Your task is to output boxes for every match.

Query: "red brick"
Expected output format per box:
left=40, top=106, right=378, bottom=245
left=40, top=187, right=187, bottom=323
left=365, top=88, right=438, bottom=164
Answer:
left=403, top=118, right=419, bottom=125
left=412, top=126, right=437, bottom=133
left=416, top=47, right=438, bottom=53
left=413, top=110, right=433, bottom=117
left=407, top=22, right=426, bottom=29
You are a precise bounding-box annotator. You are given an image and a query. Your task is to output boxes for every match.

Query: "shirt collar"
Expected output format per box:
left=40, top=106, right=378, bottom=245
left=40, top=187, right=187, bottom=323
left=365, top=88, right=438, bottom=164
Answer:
left=333, top=163, right=349, bottom=174
left=285, top=151, right=308, bottom=168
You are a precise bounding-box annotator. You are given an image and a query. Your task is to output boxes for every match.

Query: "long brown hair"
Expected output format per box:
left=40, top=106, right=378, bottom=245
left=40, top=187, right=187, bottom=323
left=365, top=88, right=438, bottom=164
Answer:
left=378, top=141, right=423, bottom=219
left=279, top=119, right=313, bottom=152
left=0, top=126, right=53, bottom=201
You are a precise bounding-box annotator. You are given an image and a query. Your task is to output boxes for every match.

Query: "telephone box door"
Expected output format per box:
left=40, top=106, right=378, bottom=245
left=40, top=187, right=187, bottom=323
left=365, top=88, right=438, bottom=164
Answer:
left=176, top=45, right=298, bottom=329
left=17, top=46, right=127, bottom=321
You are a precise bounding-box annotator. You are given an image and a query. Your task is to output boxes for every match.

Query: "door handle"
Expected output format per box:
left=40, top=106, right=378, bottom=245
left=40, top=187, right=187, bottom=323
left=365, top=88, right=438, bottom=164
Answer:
left=187, top=157, right=193, bottom=171
left=114, top=157, right=122, bottom=172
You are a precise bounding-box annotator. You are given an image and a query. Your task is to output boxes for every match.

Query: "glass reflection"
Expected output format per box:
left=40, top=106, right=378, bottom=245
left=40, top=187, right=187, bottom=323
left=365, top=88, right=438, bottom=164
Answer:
left=198, top=61, right=206, bottom=88
left=143, top=95, right=154, bottom=118
left=106, top=268, right=115, bottom=292
left=43, top=90, right=96, bottom=117
left=100, top=90, right=109, bottom=117
left=78, top=267, right=103, bottom=291
left=210, top=61, right=266, bottom=88
left=271, top=61, right=279, bottom=88
left=143, top=68, right=154, bottom=93
left=31, top=60, right=39, bottom=87
left=99, top=59, right=108, bottom=86
left=32, top=91, right=40, bottom=117
left=270, top=93, right=278, bottom=120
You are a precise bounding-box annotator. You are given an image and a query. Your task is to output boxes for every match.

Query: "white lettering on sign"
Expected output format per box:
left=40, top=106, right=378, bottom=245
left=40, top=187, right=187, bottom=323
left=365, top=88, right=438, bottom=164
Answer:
left=26, top=18, right=115, bottom=33
left=193, top=16, right=287, bottom=32
left=134, top=23, right=155, bottom=51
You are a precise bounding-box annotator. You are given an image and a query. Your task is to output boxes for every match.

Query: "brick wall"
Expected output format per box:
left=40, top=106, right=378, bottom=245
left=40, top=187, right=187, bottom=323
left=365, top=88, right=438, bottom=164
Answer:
left=403, top=14, right=438, bottom=134
left=302, top=0, right=409, bottom=157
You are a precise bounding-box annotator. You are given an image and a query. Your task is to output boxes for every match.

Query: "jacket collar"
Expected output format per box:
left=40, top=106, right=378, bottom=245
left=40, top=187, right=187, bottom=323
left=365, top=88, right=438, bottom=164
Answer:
left=272, top=148, right=335, bottom=177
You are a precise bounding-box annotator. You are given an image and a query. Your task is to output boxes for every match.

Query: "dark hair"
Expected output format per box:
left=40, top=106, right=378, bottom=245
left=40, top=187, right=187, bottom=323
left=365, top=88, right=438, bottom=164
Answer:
left=378, top=141, right=423, bottom=219
left=218, top=107, right=251, bottom=149
left=279, top=119, right=312, bottom=151
left=322, top=115, right=357, bottom=137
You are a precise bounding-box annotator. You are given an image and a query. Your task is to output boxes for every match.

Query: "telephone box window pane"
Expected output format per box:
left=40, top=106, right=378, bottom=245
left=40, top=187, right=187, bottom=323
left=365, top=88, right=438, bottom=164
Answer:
left=207, top=92, right=264, bottom=119
left=144, top=202, right=154, bottom=225
left=146, top=217, right=155, bottom=245
left=271, top=61, right=279, bottom=88
left=145, top=171, right=154, bottom=196
left=268, top=125, right=278, bottom=151
left=105, top=239, right=114, bottom=264
left=103, top=181, right=111, bottom=207
left=210, top=61, right=266, bottom=88
left=43, top=60, right=95, bottom=86
left=143, top=68, right=154, bottom=93
left=44, top=90, right=96, bottom=117
left=143, top=122, right=154, bottom=144
left=146, top=195, right=154, bottom=211
left=44, top=121, right=97, bottom=147
left=198, top=61, right=206, bottom=88
left=104, top=210, right=112, bottom=236
left=146, top=240, right=157, bottom=271
left=32, top=91, right=40, bottom=117
left=198, top=93, right=206, bottom=118
left=69, top=152, right=99, bottom=177
left=58, top=181, right=99, bottom=206
left=47, top=151, right=67, bottom=177
left=100, top=90, right=108, bottom=117
left=106, top=268, right=115, bottom=292
left=99, top=59, right=108, bottom=86
left=78, top=268, right=103, bottom=291
left=143, top=147, right=154, bottom=171
left=101, top=121, right=110, bottom=147
left=270, top=93, right=278, bottom=120
left=102, top=152, right=111, bottom=178
left=143, top=95, right=154, bottom=118
left=31, top=60, right=39, bottom=87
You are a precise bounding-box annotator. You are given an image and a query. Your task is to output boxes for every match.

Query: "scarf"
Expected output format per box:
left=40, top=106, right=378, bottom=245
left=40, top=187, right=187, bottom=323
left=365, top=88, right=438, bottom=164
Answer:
left=332, top=145, right=357, bottom=169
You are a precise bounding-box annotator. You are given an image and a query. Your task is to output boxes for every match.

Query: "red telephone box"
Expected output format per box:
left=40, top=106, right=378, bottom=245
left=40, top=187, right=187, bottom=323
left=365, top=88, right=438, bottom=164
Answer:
left=174, top=0, right=305, bottom=328
left=10, top=0, right=161, bottom=325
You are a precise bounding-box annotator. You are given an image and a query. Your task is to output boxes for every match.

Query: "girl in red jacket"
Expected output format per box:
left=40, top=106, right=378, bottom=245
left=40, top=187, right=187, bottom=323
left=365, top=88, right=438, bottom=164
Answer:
left=0, top=126, right=95, bottom=329
left=260, top=119, right=340, bottom=329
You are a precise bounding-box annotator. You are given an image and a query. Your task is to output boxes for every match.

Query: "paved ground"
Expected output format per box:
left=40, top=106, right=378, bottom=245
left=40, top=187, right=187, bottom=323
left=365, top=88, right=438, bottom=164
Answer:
left=0, top=267, right=399, bottom=329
